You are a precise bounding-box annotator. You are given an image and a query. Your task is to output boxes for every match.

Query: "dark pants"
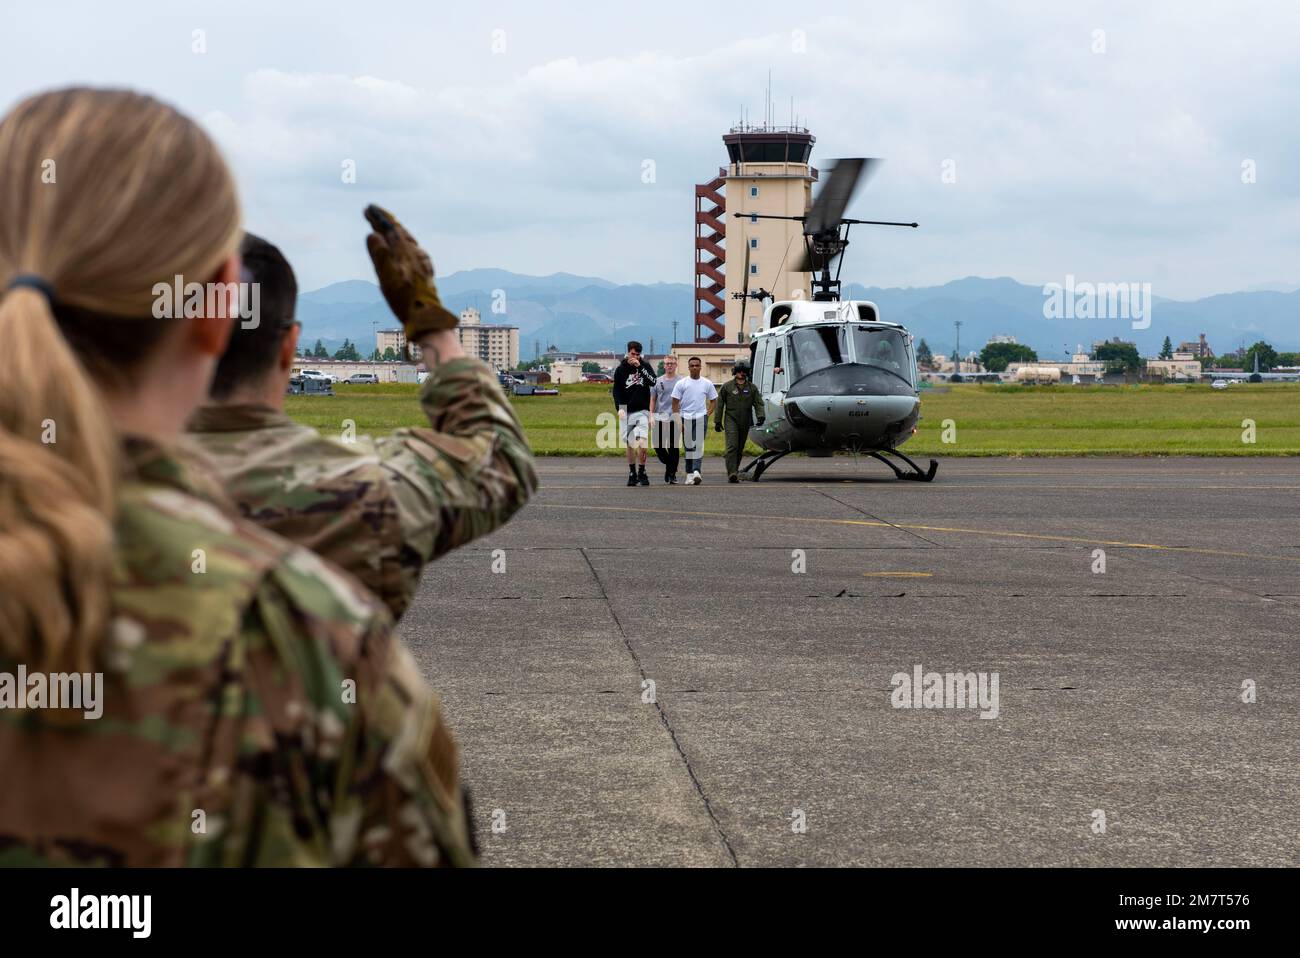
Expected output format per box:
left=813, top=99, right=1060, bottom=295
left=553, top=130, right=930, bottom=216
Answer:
left=682, top=417, right=706, bottom=475
left=723, top=419, right=747, bottom=476
left=652, top=418, right=680, bottom=476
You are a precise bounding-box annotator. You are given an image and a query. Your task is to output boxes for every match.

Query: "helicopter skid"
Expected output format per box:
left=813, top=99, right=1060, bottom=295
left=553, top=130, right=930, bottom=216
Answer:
left=739, top=449, right=791, bottom=482
left=740, top=446, right=938, bottom=482
left=870, top=448, right=939, bottom=482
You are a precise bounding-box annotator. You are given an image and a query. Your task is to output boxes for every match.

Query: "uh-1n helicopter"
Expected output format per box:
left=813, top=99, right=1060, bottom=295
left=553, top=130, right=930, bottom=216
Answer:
left=733, top=157, right=939, bottom=483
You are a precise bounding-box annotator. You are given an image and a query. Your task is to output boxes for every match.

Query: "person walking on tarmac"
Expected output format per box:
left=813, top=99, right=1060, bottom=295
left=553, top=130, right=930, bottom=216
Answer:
left=612, top=340, right=656, bottom=486
left=715, top=362, right=765, bottom=483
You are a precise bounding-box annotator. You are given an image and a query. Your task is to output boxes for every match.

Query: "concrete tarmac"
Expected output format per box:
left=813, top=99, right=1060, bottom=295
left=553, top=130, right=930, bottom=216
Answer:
left=398, top=456, right=1299, bottom=866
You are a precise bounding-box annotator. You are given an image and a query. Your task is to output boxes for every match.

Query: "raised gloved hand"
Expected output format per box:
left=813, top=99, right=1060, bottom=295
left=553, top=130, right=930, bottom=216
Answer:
left=364, top=205, right=459, bottom=342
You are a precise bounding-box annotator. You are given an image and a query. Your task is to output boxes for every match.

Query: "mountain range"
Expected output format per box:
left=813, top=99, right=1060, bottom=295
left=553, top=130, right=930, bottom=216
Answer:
left=296, top=272, right=1300, bottom=361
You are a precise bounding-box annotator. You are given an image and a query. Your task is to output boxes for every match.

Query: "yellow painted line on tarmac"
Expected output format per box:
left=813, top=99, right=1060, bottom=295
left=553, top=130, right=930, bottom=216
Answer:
left=534, top=502, right=1300, bottom=563
left=863, top=572, right=933, bottom=578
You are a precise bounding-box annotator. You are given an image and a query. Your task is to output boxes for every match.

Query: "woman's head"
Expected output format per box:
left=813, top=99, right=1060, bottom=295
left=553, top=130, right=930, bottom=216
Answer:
left=0, top=87, right=242, bottom=673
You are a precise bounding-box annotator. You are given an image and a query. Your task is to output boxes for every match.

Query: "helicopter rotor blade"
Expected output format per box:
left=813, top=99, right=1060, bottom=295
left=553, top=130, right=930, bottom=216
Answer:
left=739, top=241, right=751, bottom=337
left=804, top=157, right=877, bottom=236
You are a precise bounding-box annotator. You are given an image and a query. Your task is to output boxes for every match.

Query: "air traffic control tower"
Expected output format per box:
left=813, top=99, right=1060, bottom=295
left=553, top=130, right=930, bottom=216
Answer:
left=693, top=124, right=816, bottom=343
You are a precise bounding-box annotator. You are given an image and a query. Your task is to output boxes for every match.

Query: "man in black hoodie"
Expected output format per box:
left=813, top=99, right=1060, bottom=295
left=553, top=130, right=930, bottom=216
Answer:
left=612, top=340, right=656, bottom=486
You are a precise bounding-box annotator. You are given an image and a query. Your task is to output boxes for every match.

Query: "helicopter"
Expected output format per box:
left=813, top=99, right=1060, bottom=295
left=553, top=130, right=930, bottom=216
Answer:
left=731, top=157, right=939, bottom=483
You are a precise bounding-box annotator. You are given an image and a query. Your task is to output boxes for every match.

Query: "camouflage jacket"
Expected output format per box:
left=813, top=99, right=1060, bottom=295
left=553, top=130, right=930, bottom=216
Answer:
left=0, top=437, right=475, bottom=867
left=715, top=379, right=765, bottom=428
left=187, top=358, right=537, bottom=620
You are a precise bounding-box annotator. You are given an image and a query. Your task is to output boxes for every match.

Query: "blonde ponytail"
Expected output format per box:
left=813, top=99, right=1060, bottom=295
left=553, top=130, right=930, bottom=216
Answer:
left=0, top=88, right=241, bottom=673
left=0, top=287, right=117, bottom=673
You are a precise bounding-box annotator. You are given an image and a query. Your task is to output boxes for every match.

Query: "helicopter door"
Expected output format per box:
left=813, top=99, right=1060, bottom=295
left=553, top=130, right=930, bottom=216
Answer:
left=755, top=338, right=774, bottom=392
left=771, top=342, right=789, bottom=393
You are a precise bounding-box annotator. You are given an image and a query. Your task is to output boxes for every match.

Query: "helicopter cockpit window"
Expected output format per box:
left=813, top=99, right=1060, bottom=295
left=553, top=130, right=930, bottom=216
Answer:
left=850, top=326, right=912, bottom=382
left=786, top=326, right=847, bottom=381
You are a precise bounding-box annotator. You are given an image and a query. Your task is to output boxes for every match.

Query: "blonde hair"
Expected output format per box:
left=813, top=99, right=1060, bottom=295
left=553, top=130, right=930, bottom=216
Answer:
left=0, top=88, right=241, bottom=673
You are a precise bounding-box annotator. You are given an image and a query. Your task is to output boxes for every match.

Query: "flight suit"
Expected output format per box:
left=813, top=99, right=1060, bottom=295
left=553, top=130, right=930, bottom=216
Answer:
left=715, top=378, right=765, bottom=478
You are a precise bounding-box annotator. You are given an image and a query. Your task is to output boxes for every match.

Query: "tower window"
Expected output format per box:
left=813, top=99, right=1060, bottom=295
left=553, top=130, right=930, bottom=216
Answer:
left=750, top=264, right=759, bottom=275
left=749, top=238, right=759, bottom=249
left=750, top=186, right=759, bottom=198
left=749, top=214, right=758, bottom=224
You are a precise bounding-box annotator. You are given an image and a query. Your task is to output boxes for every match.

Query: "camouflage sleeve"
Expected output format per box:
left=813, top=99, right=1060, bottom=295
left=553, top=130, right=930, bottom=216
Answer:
left=200, top=547, right=475, bottom=867
left=376, top=358, right=538, bottom=582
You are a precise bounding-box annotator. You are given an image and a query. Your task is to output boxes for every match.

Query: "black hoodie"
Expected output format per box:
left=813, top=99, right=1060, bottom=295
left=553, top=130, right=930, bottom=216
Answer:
left=612, top=359, right=657, bottom=414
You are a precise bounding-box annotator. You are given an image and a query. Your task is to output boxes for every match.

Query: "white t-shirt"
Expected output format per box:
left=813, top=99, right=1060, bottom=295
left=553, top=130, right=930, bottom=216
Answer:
left=670, top=376, right=718, bottom=419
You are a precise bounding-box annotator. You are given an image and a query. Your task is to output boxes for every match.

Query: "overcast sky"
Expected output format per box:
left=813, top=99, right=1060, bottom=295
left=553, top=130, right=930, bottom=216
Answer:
left=3, top=1, right=1298, bottom=298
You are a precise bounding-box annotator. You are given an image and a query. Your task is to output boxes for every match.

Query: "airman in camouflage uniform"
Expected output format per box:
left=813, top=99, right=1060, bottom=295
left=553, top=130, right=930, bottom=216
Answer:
left=0, top=437, right=475, bottom=867
left=714, top=362, right=765, bottom=482
left=0, top=87, right=475, bottom=868
left=187, top=217, right=537, bottom=621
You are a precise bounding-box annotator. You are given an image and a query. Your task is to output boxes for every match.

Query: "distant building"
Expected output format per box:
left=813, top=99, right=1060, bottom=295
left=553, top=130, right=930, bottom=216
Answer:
left=294, top=358, right=420, bottom=383
left=379, top=310, right=519, bottom=370
left=932, top=354, right=986, bottom=375
left=1146, top=358, right=1202, bottom=380
left=987, top=334, right=1018, bottom=345
left=375, top=328, right=406, bottom=356
left=455, top=307, right=519, bottom=371
left=550, top=361, right=586, bottom=384
left=1177, top=334, right=1213, bottom=359
left=1006, top=356, right=1106, bottom=380
left=695, top=122, right=817, bottom=343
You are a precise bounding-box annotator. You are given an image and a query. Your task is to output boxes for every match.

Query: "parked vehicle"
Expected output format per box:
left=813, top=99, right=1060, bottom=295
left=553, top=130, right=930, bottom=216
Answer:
left=300, top=369, right=337, bottom=385
left=341, top=373, right=379, bottom=385
left=287, top=375, right=333, bottom=396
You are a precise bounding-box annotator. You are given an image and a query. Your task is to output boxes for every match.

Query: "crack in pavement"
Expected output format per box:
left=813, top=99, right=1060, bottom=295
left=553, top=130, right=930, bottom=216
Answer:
left=810, top=487, right=947, bottom=547
left=1120, top=550, right=1289, bottom=606
left=578, top=547, right=739, bottom=867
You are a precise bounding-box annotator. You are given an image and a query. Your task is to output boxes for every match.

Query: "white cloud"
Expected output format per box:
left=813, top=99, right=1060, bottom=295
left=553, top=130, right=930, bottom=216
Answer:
left=4, top=0, right=1298, bottom=295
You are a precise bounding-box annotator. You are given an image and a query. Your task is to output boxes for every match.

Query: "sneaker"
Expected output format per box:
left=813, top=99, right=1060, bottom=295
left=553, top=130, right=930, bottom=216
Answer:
left=692, top=471, right=703, bottom=484
left=682, top=473, right=695, bottom=486
left=627, top=472, right=638, bottom=487
left=638, top=471, right=649, bottom=486
left=728, top=473, right=739, bottom=483
left=667, top=474, right=678, bottom=485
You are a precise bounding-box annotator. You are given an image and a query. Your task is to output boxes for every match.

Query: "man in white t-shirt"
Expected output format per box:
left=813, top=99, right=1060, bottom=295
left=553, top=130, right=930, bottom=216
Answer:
left=670, top=356, right=718, bottom=485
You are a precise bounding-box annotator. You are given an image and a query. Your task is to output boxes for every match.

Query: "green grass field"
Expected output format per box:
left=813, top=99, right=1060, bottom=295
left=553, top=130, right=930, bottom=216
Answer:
left=286, top=381, right=1300, bottom=456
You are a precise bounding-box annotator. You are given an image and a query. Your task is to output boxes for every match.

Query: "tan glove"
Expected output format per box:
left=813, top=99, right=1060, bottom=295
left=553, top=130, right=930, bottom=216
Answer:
left=364, top=205, right=459, bottom=341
